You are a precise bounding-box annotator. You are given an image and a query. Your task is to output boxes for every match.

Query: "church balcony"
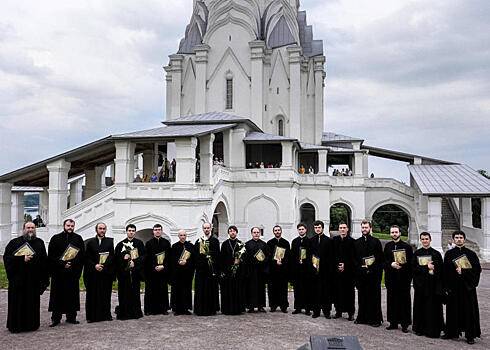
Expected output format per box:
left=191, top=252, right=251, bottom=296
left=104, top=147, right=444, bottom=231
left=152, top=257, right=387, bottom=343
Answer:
left=126, top=182, right=213, bottom=200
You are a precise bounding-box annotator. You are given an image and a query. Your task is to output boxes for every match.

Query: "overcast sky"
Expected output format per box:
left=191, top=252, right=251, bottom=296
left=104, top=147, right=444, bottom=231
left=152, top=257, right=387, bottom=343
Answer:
left=0, top=0, right=488, bottom=182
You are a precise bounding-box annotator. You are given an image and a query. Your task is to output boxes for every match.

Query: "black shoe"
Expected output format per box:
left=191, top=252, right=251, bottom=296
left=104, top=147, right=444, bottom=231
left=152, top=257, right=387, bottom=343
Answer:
left=415, top=332, right=423, bottom=336
left=312, top=313, right=320, bottom=319
left=258, top=308, right=266, bottom=313
left=280, top=307, right=288, bottom=313
left=87, top=320, right=93, bottom=323
left=144, top=312, right=151, bottom=316
left=371, top=322, right=382, bottom=327
left=402, top=327, right=409, bottom=333
left=305, top=310, right=311, bottom=316
left=247, top=309, right=256, bottom=313
left=441, top=333, right=453, bottom=340
left=386, top=324, right=398, bottom=330
left=270, top=307, right=277, bottom=312
left=347, top=314, right=354, bottom=321
left=49, top=321, right=60, bottom=328
left=162, top=311, right=168, bottom=315
left=292, top=309, right=301, bottom=314
left=66, top=319, right=79, bottom=325
left=466, top=339, right=475, bottom=345
left=333, top=313, right=342, bottom=319
left=325, top=314, right=331, bottom=319
left=354, top=320, right=360, bottom=324
left=183, top=310, right=192, bottom=315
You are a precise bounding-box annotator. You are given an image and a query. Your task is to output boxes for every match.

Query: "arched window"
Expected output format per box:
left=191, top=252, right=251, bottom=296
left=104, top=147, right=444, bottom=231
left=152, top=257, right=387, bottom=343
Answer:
left=278, top=118, right=284, bottom=136
left=225, top=77, right=233, bottom=110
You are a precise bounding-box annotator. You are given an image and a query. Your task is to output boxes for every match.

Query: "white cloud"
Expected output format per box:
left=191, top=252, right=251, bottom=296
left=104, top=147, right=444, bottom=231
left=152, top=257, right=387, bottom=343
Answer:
left=0, top=0, right=488, bottom=179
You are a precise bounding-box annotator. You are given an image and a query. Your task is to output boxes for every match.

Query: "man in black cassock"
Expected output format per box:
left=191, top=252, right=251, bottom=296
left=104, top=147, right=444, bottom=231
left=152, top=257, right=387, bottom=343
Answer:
left=114, top=224, right=145, bottom=320
left=245, top=226, right=270, bottom=313
left=442, top=230, right=481, bottom=345
left=144, top=223, right=171, bottom=316
left=83, top=222, right=114, bottom=322
left=332, top=222, right=355, bottom=321
left=220, top=225, right=246, bottom=315
left=4, top=222, right=49, bottom=333
left=412, top=232, right=444, bottom=338
left=48, top=219, right=85, bottom=327
left=170, top=229, right=195, bottom=315
left=194, top=222, right=220, bottom=316
left=309, top=220, right=333, bottom=319
left=291, top=223, right=311, bottom=315
left=267, top=225, right=290, bottom=313
left=353, top=220, right=384, bottom=327
left=383, top=225, right=413, bottom=332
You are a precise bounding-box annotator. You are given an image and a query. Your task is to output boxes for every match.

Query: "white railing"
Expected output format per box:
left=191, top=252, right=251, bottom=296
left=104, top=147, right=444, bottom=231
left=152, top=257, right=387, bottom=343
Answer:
left=127, top=183, right=213, bottom=200
left=62, top=186, right=116, bottom=230
left=365, top=178, right=415, bottom=196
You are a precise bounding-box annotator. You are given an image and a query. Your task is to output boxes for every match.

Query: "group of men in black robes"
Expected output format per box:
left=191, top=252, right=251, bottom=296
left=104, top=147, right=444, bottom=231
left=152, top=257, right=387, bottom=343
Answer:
left=4, top=217, right=482, bottom=346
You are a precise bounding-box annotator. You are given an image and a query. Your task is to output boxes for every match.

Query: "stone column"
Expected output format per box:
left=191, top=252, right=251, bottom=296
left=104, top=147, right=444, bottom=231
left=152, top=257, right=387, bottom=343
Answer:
left=281, top=142, right=293, bottom=168
left=39, top=188, right=49, bottom=223
left=194, top=44, right=210, bottom=114
left=142, top=148, right=157, bottom=178
left=354, top=152, right=363, bottom=176
left=318, top=149, right=328, bottom=174
left=11, top=191, right=25, bottom=234
left=175, top=137, right=197, bottom=184
left=165, top=73, right=172, bottom=119
left=84, top=166, right=104, bottom=200
left=459, top=197, right=472, bottom=227
left=47, top=159, right=71, bottom=234
left=0, top=183, right=12, bottom=242
left=114, top=141, right=135, bottom=199
left=199, top=134, right=215, bottom=185
left=223, top=129, right=232, bottom=167
left=427, top=197, right=443, bottom=253
left=313, top=56, right=325, bottom=145
left=250, top=40, right=265, bottom=127
left=230, top=128, right=246, bottom=169
left=168, top=54, right=184, bottom=119
left=480, top=198, right=490, bottom=260
left=288, top=46, right=302, bottom=140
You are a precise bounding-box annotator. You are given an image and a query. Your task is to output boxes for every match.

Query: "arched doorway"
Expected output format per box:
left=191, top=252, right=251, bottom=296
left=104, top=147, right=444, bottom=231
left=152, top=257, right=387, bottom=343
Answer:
left=372, top=204, right=410, bottom=237
left=135, top=229, right=171, bottom=244
left=300, top=203, right=316, bottom=238
left=330, top=203, right=352, bottom=233
left=212, top=202, right=229, bottom=241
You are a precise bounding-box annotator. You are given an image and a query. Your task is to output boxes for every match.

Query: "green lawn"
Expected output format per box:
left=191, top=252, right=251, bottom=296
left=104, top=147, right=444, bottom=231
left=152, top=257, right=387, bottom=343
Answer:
left=0, top=262, right=7, bottom=289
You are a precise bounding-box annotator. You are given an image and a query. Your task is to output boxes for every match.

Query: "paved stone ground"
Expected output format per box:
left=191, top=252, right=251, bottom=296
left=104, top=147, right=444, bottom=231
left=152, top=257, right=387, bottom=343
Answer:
left=1, top=271, right=489, bottom=350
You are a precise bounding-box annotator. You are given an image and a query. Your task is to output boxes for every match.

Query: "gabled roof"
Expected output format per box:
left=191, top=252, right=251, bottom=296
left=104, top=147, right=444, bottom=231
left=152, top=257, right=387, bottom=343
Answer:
left=408, top=164, right=490, bottom=197
left=112, top=123, right=236, bottom=140
left=163, top=112, right=261, bottom=131
left=322, top=132, right=364, bottom=143
left=243, top=132, right=296, bottom=143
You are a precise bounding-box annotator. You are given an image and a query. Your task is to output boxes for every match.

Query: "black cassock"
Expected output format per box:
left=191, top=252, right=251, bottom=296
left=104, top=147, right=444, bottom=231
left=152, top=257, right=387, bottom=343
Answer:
left=443, top=246, right=481, bottom=340
left=170, top=241, right=195, bottom=313
left=48, top=231, right=85, bottom=320
left=83, top=236, right=115, bottom=322
left=412, top=247, right=444, bottom=338
left=353, top=234, right=384, bottom=325
left=308, top=234, right=333, bottom=316
left=220, top=239, right=246, bottom=315
left=267, top=237, right=290, bottom=310
left=244, top=239, right=270, bottom=309
left=194, top=236, right=220, bottom=316
left=4, top=236, right=49, bottom=333
left=144, top=237, right=171, bottom=315
left=332, top=235, right=356, bottom=316
left=114, top=238, right=145, bottom=320
left=383, top=240, right=413, bottom=327
left=290, top=235, right=311, bottom=311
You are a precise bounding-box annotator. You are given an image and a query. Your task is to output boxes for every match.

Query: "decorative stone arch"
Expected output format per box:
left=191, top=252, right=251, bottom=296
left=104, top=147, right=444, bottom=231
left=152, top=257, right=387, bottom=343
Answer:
left=212, top=193, right=232, bottom=223
left=244, top=193, right=280, bottom=223
left=366, top=198, right=415, bottom=221
left=213, top=200, right=230, bottom=241
left=125, top=212, right=177, bottom=242
left=299, top=197, right=320, bottom=215
left=204, top=14, right=258, bottom=45
left=207, top=0, right=261, bottom=36
left=330, top=198, right=356, bottom=219
left=329, top=199, right=354, bottom=232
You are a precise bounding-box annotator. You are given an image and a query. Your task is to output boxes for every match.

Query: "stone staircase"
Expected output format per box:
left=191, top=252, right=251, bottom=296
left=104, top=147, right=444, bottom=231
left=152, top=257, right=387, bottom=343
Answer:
left=441, top=198, right=481, bottom=256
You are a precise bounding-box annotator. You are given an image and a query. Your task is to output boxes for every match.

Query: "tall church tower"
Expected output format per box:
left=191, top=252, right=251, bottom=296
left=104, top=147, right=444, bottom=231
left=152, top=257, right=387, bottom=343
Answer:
left=164, top=0, right=326, bottom=145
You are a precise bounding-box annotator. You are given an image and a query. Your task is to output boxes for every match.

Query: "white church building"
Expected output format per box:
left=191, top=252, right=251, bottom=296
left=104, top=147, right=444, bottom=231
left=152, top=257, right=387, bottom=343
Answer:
left=1, top=0, right=490, bottom=259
